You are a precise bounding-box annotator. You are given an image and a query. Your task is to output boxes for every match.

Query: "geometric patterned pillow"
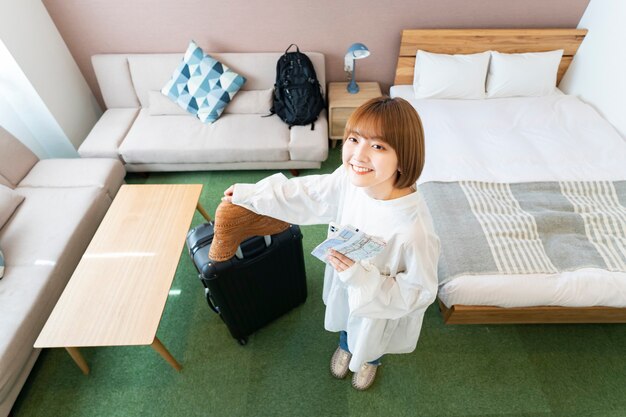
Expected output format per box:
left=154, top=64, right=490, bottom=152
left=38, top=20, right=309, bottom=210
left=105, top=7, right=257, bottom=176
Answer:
left=0, top=248, right=4, bottom=279
left=161, top=40, right=246, bottom=123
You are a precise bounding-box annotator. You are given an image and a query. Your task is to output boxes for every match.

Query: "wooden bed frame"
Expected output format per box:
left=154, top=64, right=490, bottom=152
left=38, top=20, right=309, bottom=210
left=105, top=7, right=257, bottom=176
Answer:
left=396, top=29, right=626, bottom=324
left=394, top=28, right=587, bottom=85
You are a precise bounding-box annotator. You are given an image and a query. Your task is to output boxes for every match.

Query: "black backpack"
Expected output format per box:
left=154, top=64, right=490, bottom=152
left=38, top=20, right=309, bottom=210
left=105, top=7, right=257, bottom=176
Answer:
left=270, top=44, right=325, bottom=130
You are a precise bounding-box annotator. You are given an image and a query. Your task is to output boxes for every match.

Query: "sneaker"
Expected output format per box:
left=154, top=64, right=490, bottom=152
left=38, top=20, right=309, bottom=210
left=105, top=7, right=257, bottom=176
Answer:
left=351, top=363, right=379, bottom=391
left=330, top=347, right=352, bottom=379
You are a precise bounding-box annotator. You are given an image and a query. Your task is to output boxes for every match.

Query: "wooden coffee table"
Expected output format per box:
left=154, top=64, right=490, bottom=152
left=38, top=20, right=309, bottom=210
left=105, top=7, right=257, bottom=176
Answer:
left=35, top=184, right=211, bottom=374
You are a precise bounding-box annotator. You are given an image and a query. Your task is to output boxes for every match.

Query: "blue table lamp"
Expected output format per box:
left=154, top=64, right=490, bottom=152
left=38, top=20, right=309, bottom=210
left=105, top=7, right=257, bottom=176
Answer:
left=345, top=43, right=370, bottom=94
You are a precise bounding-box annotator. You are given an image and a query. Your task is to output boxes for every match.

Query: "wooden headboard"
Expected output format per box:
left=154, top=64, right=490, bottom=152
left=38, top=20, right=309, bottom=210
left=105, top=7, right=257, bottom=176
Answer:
left=394, top=28, right=587, bottom=85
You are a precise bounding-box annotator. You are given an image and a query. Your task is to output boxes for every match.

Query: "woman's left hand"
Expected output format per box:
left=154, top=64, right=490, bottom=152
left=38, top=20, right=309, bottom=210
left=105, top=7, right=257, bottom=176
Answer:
left=327, top=249, right=355, bottom=272
left=222, top=185, right=235, bottom=203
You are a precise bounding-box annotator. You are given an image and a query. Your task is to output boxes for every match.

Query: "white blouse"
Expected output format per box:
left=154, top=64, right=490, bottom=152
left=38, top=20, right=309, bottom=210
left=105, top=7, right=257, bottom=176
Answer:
left=232, top=166, right=439, bottom=371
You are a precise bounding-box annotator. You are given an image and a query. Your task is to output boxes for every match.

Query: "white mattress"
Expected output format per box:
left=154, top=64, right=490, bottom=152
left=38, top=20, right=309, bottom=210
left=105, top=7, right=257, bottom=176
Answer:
left=391, top=85, right=626, bottom=307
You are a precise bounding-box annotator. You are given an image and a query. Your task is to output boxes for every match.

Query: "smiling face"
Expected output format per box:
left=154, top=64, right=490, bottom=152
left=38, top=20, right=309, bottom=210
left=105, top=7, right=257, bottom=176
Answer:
left=342, top=96, right=426, bottom=198
left=342, top=133, right=400, bottom=200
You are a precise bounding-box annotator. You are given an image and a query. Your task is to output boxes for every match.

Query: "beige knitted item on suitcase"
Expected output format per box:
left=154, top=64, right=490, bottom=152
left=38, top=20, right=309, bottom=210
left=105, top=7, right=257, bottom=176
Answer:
left=208, top=201, right=290, bottom=262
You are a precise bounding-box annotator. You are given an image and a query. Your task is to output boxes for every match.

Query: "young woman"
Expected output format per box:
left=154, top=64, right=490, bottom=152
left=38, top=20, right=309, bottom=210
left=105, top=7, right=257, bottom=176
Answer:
left=223, top=96, right=439, bottom=390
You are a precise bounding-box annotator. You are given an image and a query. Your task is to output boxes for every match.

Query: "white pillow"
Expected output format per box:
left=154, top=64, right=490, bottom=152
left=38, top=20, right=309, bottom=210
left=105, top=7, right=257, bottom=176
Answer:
left=149, top=89, right=273, bottom=116
left=413, top=50, right=490, bottom=99
left=0, top=184, right=24, bottom=229
left=223, top=88, right=273, bottom=114
left=486, top=50, right=564, bottom=98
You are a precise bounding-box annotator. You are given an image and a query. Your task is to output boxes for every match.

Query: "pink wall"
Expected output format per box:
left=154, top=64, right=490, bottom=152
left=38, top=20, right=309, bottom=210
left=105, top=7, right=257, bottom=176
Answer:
left=42, top=0, right=589, bottom=108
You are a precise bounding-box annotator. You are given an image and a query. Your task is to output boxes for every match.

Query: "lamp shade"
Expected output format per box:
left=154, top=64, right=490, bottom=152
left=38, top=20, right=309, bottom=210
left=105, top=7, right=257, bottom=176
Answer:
left=346, top=43, right=370, bottom=59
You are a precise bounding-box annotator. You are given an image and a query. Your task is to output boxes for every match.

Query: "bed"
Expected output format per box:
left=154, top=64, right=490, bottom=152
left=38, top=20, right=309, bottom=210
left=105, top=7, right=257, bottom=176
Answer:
left=391, top=29, right=626, bottom=324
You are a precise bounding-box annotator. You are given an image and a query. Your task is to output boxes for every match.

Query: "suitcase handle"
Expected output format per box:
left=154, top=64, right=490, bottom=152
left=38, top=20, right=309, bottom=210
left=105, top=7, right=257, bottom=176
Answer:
left=204, top=287, right=220, bottom=314
left=234, top=235, right=272, bottom=259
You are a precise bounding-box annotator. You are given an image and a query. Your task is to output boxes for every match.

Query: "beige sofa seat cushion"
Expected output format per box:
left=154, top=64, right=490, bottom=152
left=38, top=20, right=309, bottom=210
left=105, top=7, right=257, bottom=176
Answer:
left=78, top=108, right=139, bottom=160
left=0, top=187, right=110, bottom=266
left=19, top=159, right=125, bottom=200
left=119, top=110, right=290, bottom=164
left=0, top=265, right=56, bottom=402
left=289, top=112, right=329, bottom=162
left=0, top=128, right=39, bottom=188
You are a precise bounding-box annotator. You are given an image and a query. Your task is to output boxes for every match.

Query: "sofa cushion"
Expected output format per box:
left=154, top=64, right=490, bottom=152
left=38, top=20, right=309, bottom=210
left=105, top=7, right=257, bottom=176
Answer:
left=161, top=41, right=246, bottom=123
left=0, top=188, right=113, bottom=399
left=78, top=108, right=139, bottom=160
left=223, top=89, right=273, bottom=114
left=0, top=128, right=39, bottom=188
left=119, top=110, right=290, bottom=164
left=148, top=91, right=189, bottom=116
left=19, top=159, right=125, bottom=200
left=288, top=114, right=330, bottom=162
left=0, top=187, right=110, bottom=266
left=0, top=175, right=11, bottom=188
left=0, top=185, right=24, bottom=230
left=0, top=265, right=57, bottom=401
left=150, top=89, right=273, bottom=116
left=128, top=55, right=183, bottom=108
left=117, top=52, right=324, bottom=104
left=92, top=55, right=141, bottom=109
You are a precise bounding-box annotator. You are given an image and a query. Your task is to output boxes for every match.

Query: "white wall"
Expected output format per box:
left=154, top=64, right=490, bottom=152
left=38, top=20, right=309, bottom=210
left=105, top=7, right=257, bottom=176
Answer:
left=559, top=0, right=626, bottom=138
left=0, top=94, right=48, bottom=158
left=0, top=38, right=76, bottom=158
left=0, top=0, right=102, bottom=156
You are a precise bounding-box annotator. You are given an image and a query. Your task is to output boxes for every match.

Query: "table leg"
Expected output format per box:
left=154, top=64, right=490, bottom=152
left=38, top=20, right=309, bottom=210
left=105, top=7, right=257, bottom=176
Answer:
left=196, top=202, right=212, bottom=222
left=65, top=347, right=90, bottom=375
left=151, top=337, right=182, bottom=371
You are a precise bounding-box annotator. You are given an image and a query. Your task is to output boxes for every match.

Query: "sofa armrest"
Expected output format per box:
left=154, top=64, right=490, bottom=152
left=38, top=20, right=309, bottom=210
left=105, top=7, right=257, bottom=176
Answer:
left=288, top=111, right=329, bottom=162
left=78, top=108, right=139, bottom=160
left=0, top=127, right=39, bottom=188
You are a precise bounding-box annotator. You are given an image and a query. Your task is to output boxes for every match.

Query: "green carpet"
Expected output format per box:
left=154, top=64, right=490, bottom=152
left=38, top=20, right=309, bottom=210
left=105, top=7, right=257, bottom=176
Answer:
left=12, top=148, right=626, bottom=417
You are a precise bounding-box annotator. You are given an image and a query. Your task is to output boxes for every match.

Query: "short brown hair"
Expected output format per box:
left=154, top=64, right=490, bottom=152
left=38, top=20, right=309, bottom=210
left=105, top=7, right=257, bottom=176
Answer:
left=343, top=96, right=425, bottom=189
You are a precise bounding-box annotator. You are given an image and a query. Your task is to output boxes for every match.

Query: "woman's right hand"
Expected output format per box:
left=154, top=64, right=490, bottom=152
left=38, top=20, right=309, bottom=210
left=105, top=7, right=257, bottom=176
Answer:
left=222, top=185, right=235, bottom=203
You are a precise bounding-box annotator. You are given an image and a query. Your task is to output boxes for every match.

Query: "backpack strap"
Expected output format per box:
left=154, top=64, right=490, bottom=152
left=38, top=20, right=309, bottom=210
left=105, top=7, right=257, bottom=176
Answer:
left=261, top=104, right=275, bottom=118
left=310, top=122, right=315, bottom=131
left=285, top=44, right=300, bottom=54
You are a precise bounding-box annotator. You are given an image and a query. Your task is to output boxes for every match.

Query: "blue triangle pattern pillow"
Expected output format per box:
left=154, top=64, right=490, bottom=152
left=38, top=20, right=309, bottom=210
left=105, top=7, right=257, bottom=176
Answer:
left=0, top=248, right=4, bottom=279
left=161, top=41, right=246, bottom=123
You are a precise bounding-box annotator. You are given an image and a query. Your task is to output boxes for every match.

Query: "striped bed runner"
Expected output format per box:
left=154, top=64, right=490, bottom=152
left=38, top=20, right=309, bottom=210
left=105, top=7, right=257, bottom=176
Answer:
left=419, top=180, right=626, bottom=284
left=559, top=181, right=626, bottom=271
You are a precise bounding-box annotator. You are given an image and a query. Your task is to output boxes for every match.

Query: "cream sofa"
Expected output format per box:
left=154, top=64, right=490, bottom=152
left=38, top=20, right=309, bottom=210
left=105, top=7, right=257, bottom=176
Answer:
left=0, top=128, right=125, bottom=416
left=79, top=52, right=329, bottom=172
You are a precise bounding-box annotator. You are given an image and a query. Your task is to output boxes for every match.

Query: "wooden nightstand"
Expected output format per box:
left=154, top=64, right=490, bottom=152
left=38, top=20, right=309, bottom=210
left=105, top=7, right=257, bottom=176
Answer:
left=328, top=82, right=382, bottom=148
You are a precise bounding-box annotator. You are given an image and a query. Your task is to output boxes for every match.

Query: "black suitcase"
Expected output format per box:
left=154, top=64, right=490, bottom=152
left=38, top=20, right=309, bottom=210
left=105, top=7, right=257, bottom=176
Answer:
left=186, top=222, right=307, bottom=345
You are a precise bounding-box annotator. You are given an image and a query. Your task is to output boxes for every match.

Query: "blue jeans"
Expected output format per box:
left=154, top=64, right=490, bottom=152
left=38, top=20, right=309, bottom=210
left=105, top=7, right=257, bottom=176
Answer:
left=339, top=331, right=382, bottom=366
